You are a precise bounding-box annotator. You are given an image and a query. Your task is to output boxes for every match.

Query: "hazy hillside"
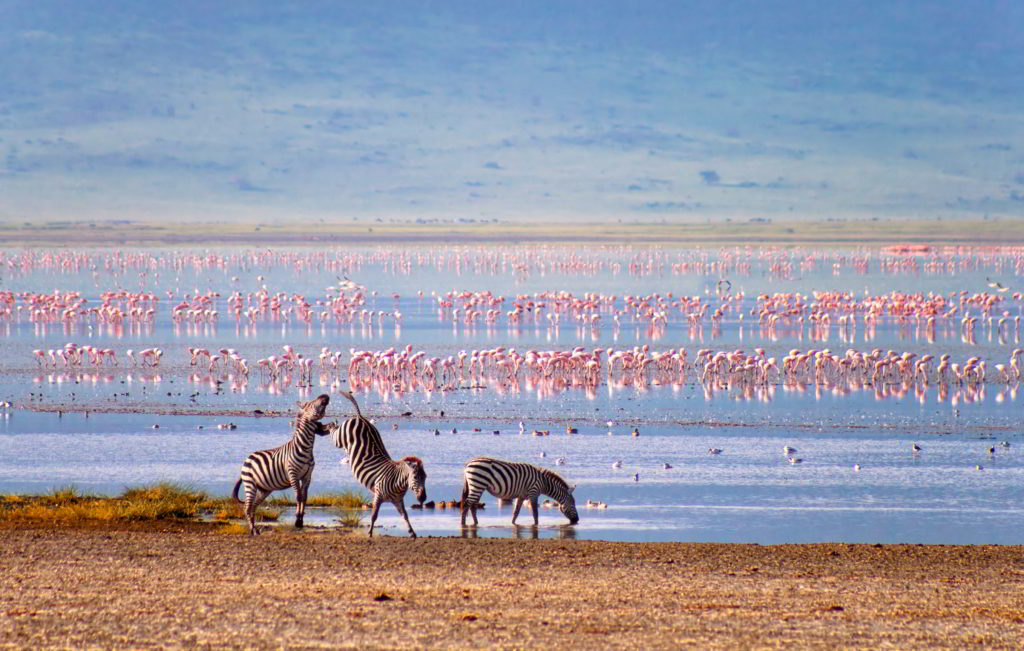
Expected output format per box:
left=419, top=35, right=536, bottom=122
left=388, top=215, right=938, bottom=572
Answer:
left=0, top=1, right=1021, bottom=224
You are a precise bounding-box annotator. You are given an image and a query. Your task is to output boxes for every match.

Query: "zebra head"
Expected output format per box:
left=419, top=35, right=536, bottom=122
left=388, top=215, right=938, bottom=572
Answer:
left=402, top=456, right=427, bottom=504
left=298, top=394, right=331, bottom=423
left=545, top=470, right=579, bottom=525
left=560, top=485, right=579, bottom=525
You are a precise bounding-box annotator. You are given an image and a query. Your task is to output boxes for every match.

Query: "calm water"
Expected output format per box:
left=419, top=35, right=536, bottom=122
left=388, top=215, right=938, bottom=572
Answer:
left=0, top=245, right=1021, bottom=543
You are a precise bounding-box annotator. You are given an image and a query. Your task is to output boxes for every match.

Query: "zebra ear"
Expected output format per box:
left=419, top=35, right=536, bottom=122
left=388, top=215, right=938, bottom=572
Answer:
left=569, top=484, right=576, bottom=494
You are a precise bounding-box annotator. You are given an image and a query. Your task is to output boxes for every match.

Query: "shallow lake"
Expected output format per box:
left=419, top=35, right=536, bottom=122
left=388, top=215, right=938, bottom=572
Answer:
left=0, top=244, right=1021, bottom=543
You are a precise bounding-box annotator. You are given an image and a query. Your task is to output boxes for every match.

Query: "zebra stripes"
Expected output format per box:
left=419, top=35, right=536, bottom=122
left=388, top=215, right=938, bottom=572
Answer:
left=331, top=392, right=427, bottom=538
left=461, top=457, right=579, bottom=526
left=232, top=393, right=333, bottom=534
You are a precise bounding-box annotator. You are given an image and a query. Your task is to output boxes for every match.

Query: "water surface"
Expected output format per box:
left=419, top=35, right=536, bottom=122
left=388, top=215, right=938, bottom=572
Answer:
left=0, top=245, right=1020, bottom=543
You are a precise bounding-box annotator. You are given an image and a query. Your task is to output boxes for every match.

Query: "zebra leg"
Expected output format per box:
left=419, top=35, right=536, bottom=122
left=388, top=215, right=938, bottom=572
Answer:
left=293, top=480, right=306, bottom=529
left=293, top=468, right=313, bottom=529
left=394, top=499, right=417, bottom=539
left=460, top=479, right=470, bottom=527
left=460, top=484, right=481, bottom=527
left=368, top=495, right=382, bottom=538
left=246, top=488, right=271, bottom=535
left=469, top=488, right=485, bottom=526
left=244, top=493, right=258, bottom=535
left=511, top=497, right=525, bottom=525
left=530, top=496, right=540, bottom=526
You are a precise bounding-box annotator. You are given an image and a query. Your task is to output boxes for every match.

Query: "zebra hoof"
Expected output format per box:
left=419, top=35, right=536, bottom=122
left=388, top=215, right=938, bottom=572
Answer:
left=295, top=518, right=304, bottom=529
left=410, top=532, right=417, bottom=539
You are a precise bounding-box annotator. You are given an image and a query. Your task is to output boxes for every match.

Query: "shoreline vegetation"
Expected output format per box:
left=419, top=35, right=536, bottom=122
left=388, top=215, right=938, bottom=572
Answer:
left=0, top=483, right=368, bottom=532
left=1, top=217, right=1023, bottom=247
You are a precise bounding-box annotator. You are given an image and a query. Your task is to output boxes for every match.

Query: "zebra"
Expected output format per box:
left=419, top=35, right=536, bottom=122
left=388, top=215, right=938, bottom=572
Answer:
left=232, top=393, right=333, bottom=535
left=330, top=391, right=427, bottom=538
left=460, top=457, right=579, bottom=527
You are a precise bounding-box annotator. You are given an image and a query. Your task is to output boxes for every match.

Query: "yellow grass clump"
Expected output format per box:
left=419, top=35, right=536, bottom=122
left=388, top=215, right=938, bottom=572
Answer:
left=261, top=490, right=369, bottom=509
left=215, top=522, right=251, bottom=535
left=307, top=490, right=370, bottom=509
left=0, top=483, right=209, bottom=523
left=0, top=484, right=361, bottom=526
left=337, top=512, right=365, bottom=528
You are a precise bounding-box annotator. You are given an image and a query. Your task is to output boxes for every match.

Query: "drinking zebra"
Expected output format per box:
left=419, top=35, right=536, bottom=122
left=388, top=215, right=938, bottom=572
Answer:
left=461, top=457, right=579, bottom=527
left=330, top=392, right=427, bottom=538
left=232, top=393, right=334, bottom=535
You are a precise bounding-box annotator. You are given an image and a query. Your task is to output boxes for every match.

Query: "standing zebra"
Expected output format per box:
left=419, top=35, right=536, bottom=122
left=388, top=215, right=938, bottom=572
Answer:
left=461, top=457, right=579, bottom=527
left=330, top=391, right=427, bottom=538
left=232, top=393, right=333, bottom=535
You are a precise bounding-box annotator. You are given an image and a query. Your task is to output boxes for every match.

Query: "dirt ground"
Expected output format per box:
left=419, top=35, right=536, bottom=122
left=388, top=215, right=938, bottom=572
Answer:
left=2, top=523, right=1023, bottom=649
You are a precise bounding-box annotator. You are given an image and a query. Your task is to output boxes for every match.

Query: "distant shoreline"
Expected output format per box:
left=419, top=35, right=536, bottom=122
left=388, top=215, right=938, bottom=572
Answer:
left=2, top=218, right=1023, bottom=247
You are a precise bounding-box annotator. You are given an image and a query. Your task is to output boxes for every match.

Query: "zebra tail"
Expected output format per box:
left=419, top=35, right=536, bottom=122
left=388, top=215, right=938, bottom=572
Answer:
left=460, top=476, right=469, bottom=515
left=232, top=478, right=243, bottom=504
left=340, top=390, right=363, bottom=418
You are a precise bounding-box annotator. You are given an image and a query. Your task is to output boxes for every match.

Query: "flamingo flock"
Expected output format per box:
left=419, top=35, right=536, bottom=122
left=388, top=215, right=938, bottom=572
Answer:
left=1, top=244, right=1020, bottom=405
left=4, top=285, right=1021, bottom=359
left=31, top=343, right=163, bottom=369
left=11, top=290, right=159, bottom=326
left=24, top=341, right=1024, bottom=406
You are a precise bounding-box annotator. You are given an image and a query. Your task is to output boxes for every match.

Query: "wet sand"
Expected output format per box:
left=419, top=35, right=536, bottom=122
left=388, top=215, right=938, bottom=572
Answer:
left=2, top=523, right=1023, bottom=649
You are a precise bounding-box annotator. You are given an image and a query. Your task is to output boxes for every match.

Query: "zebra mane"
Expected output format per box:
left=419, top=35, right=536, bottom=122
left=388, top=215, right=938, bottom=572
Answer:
left=542, top=468, right=569, bottom=491
left=339, top=390, right=363, bottom=418
left=345, top=413, right=392, bottom=460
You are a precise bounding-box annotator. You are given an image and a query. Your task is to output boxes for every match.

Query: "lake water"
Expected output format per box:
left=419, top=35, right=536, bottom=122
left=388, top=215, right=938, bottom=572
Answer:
left=0, top=244, right=1021, bottom=543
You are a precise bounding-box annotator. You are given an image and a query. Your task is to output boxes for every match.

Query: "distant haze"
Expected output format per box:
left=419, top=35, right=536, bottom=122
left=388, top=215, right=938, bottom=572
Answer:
left=1, top=1, right=1021, bottom=224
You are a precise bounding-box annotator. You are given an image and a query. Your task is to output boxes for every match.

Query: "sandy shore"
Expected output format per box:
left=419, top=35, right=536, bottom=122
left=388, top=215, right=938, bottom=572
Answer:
left=2, top=524, right=1023, bottom=649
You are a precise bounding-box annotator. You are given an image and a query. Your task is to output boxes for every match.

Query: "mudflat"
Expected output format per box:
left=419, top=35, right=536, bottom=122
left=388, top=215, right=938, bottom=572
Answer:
left=3, top=217, right=1023, bottom=247
left=2, top=524, right=1023, bottom=649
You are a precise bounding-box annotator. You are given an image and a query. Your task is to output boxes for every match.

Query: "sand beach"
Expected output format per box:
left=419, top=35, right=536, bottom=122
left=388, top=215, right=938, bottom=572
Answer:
left=2, top=523, right=1023, bottom=649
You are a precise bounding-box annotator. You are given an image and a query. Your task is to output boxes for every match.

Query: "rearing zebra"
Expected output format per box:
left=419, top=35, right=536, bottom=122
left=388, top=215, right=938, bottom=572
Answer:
left=461, top=457, right=579, bottom=526
left=232, top=393, right=333, bottom=535
left=330, top=392, right=427, bottom=538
